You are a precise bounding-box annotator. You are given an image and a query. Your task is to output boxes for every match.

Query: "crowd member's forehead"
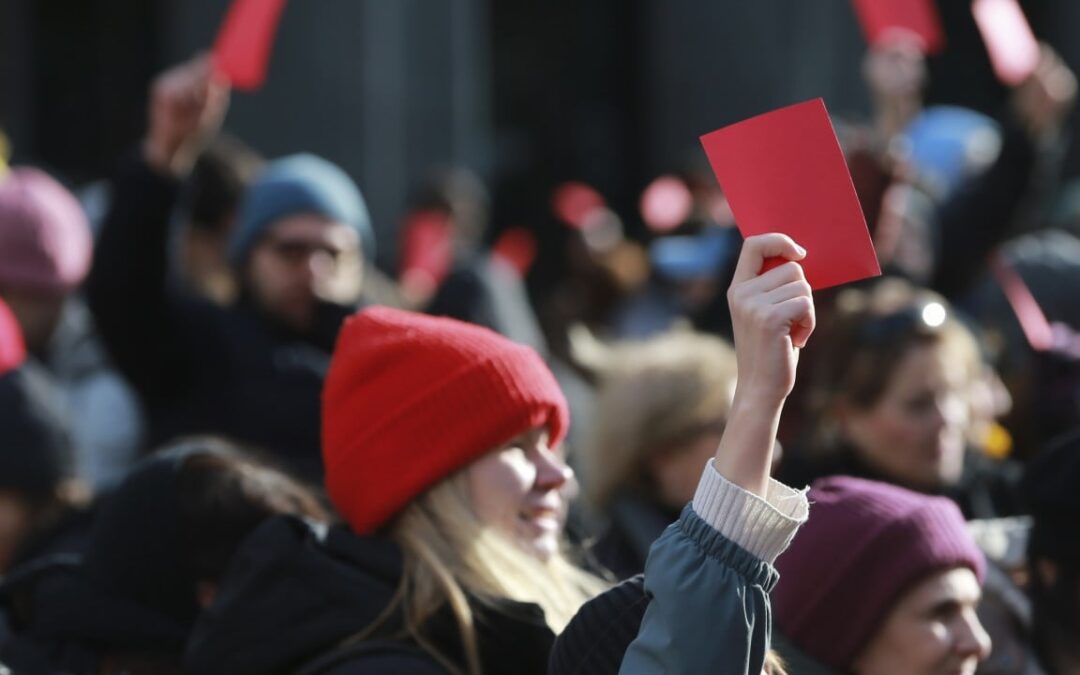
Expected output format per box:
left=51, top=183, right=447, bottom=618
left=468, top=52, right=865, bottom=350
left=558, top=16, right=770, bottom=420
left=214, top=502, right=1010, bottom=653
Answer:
left=263, top=214, right=361, bottom=249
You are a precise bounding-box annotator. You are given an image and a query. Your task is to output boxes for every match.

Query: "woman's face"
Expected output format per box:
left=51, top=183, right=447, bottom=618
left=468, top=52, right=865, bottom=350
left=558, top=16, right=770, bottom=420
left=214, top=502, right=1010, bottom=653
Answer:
left=842, top=342, right=970, bottom=490
left=854, top=567, right=991, bottom=675
left=467, top=427, right=574, bottom=561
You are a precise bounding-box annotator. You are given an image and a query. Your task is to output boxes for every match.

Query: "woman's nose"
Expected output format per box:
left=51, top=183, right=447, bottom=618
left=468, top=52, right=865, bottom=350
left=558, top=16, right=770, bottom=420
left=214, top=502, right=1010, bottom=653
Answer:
left=534, top=447, right=573, bottom=492
left=955, top=610, right=992, bottom=662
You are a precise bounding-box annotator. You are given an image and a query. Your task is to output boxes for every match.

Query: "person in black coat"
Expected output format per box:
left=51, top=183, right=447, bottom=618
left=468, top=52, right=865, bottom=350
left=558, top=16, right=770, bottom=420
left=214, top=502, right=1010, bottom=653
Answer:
left=187, top=307, right=607, bottom=675
left=86, top=56, right=375, bottom=479
left=1022, top=428, right=1080, bottom=674
left=0, top=438, right=327, bottom=675
left=191, top=234, right=821, bottom=675
left=0, top=297, right=86, bottom=579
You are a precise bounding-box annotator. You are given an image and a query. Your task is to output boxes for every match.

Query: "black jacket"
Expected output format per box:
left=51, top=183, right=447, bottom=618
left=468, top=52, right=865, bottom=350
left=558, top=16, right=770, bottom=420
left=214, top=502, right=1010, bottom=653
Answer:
left=590, top=494, right=679, bottom=580
left=186, top=516, right=555, bottom=675
left=86, top=155, right=353, bottom=479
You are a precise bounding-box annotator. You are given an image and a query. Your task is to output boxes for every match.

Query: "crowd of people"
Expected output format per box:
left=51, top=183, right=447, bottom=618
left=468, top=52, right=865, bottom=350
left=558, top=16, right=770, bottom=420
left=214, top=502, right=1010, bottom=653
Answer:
left=2, top=27, right=1080, bottom=675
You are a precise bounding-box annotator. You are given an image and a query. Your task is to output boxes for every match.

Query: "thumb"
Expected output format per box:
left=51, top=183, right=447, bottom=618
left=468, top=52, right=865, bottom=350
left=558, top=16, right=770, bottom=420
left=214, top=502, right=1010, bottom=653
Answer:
left=732, top=233, right=807, bottom=284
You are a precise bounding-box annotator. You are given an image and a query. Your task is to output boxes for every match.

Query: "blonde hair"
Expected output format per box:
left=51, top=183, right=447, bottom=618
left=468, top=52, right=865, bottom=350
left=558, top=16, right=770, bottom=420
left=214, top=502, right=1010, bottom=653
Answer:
left=584, top=330, right=737, bottom=509
left=350, top=471, right=606, bottom=675
left=764, top=650, right=788, bottom=674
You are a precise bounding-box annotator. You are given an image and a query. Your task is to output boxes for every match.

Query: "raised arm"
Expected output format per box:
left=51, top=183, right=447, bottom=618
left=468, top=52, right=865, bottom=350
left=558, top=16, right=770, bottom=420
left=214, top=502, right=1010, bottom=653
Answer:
left=86, top=56, right=230, bottom=402
left=714, top=233, right=814, bottom=496
left=933, top=44, right=1076, bottom=298
left=615, top=234, right=813, bottom=675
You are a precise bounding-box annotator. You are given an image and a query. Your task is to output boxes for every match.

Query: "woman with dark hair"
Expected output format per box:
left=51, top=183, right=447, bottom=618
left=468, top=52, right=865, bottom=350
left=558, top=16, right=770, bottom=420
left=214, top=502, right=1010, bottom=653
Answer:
left=0, top=437, right=327, bottom=675
left=781, top=277, right=1022, bottom=518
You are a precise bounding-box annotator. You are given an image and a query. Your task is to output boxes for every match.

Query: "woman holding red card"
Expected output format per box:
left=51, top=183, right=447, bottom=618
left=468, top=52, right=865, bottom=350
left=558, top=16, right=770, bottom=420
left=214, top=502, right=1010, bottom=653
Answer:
left=185, top=234, right=812, bottom=675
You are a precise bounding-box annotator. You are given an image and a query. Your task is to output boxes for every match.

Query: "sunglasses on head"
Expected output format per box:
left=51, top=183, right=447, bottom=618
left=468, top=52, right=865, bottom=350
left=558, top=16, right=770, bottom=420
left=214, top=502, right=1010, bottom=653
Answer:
left=855, top=300, right=949, bottom=345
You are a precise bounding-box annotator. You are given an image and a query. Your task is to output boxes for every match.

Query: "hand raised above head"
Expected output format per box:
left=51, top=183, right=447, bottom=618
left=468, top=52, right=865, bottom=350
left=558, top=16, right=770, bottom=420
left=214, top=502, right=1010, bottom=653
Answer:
left=1012, top=43, right=1077, bottom=140
left=727, top=233, right=816, bottom=408
left=144, top=53, right=231, bottom=176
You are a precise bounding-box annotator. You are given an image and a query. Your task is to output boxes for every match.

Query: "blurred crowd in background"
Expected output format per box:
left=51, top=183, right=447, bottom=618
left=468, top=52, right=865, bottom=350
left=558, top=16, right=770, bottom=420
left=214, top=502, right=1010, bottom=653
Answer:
left=4, top=1, right=1080, bottom=674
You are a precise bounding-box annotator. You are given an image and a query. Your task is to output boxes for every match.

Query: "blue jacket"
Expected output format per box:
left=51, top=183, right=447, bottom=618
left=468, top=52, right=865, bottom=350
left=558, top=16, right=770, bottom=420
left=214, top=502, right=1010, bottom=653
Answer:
left=552, top=464, right=807, bottom=675
left=618, top=506, right=779, bottom=674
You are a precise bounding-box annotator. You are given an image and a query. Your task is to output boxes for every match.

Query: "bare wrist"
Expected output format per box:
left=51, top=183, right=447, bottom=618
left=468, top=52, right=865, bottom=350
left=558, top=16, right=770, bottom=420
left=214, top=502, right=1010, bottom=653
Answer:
left=731, top=386, right=788, bottom=413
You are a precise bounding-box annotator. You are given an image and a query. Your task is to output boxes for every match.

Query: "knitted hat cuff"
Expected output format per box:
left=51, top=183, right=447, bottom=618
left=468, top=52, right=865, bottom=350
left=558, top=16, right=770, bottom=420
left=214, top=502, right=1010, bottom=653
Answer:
left=818, top=506, right=985, bottom=668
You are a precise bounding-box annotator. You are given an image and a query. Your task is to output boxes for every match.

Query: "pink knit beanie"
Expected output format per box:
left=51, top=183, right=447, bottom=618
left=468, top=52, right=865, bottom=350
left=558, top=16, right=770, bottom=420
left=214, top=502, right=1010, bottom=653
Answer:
left=0, top=167, right=92, bottom=293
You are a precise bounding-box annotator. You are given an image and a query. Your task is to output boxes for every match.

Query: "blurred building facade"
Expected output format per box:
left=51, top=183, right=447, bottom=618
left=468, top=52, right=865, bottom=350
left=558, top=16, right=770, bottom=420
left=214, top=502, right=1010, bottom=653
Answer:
left=2, top=0, right=1077, bottom=268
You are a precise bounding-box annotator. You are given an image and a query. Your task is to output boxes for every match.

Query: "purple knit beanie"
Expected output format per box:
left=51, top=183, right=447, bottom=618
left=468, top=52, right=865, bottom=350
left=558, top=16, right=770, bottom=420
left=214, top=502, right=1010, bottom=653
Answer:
left=773, top=476, right=985, bottom=670
left=0, top=167, right=92, bottom=293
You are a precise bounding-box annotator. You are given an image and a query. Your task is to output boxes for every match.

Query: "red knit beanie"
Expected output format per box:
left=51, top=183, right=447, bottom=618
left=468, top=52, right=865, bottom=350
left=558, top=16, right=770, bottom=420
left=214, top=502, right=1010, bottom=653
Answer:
left=322, top=306, right=569, bottom=534
left=773, top=476, right=985, bottom=670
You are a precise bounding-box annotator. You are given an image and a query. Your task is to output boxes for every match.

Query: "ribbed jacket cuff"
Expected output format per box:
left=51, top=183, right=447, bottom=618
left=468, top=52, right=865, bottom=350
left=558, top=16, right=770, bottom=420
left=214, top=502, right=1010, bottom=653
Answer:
left=691, top=459, right=809, bottom=564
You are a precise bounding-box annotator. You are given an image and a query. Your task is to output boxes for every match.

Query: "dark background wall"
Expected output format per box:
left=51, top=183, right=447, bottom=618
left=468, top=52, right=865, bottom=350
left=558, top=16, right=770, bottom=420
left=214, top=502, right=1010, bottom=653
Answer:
left=2, top=0, right=1076, bottom=267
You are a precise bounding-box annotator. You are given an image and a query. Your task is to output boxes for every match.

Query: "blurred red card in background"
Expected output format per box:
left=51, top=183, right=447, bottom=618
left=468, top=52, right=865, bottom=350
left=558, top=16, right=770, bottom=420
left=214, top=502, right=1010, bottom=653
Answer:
left=398, top=209, right=454, bottom=297
left=972, top=0, right=1039, bottom=86
left=212, top=0, right=289, bottom=91
left=0, top=297, right=26, bottom=376
left=699, top=98, right=880, bottom=290
left=492, top=227, right=538, bottom=278
left=851, top=0, right=945, bottom=55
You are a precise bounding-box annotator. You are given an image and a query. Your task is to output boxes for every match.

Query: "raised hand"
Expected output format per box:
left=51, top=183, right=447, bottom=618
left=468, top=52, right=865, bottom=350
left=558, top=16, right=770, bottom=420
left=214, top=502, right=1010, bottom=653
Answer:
left=727, top=234, right=815, bottom=407
left=144, top=54, right=230, bottom=176
left=714, top=234, right=815, bottom=496
left=863, top=35, right=927, bottom=141
left=1012, top=43, right=1077, bottom=142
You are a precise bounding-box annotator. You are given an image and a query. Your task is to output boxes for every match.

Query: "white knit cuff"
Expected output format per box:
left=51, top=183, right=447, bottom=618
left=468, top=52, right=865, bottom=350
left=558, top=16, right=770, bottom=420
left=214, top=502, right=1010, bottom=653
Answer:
left=691, top=459, right=809, bottom=564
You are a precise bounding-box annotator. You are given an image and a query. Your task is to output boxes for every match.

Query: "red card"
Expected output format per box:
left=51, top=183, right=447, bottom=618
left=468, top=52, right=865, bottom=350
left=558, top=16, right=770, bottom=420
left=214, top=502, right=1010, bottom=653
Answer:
left=851, top=0, right=945, bottom=55
left=212, top=0, right=288, bottom=91
left=0, top=297, right=26, bottom=376
left=492, top=227, right=538, bottom=278
left=398, top=210, right=454, bottom=294
left=552, top=182, right=606, bottom=230
left=972, top=0, right=1039, bottom=86
left=699, top=98, right=880, bottom=290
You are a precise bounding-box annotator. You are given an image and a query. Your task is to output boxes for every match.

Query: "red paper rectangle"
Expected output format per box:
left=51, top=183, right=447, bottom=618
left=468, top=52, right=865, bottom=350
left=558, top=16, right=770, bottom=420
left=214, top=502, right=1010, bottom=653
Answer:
left=699, top=99, right=881, bottom=290
left=851, top=0, right=945, bottom=55
left=972, top=0, right=1039, bottom=86
left=212, top=0, right=288, bottom=91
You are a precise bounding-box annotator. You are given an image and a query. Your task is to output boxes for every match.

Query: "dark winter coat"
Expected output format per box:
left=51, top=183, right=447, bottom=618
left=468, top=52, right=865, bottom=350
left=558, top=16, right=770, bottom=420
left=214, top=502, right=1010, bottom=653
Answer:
left=86, top=154, right=353, bottom=479
left=590, top=494, right=679, bottom=580
left=186, top=515, right=555, bottom=675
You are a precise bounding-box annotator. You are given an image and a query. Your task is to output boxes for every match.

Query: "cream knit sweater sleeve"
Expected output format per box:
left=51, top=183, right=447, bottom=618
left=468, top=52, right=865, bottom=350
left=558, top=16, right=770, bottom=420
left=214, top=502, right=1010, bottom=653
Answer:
left=692, top=458, right=809, bottom=564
